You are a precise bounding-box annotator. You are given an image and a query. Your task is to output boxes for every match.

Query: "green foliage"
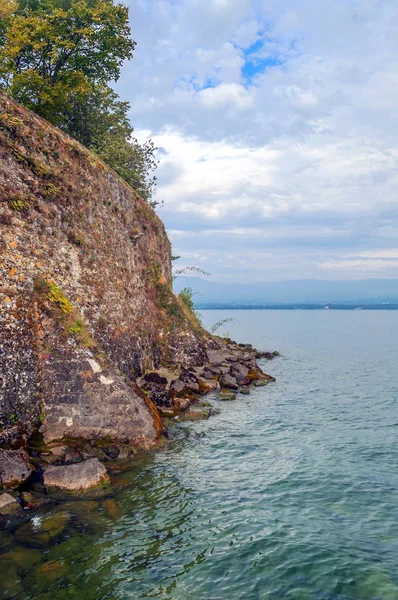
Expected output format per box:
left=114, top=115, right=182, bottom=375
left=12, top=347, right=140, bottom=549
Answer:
left=8, top=194, right=32, bottom=211
left=178, top=287, right=195, bottom=312
left=0, top=0, right=134, bottom=124
left=43, top=182, right=59, bottom=200
left=44, top=281, right=73, bottom=313
left=178, top=286, right=202, bottom=324
left=0, top=1, right=159, bottom=207
left=63, top=84, right=159, bottom=205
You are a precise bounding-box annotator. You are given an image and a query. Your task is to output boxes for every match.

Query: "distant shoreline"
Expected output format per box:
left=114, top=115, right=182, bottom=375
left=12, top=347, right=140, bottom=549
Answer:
left=197, top=304, right=398, bottom=310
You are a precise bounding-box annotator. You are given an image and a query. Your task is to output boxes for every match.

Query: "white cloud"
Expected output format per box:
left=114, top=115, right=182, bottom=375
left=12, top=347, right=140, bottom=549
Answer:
left=115, top=0, right=398, bottom=281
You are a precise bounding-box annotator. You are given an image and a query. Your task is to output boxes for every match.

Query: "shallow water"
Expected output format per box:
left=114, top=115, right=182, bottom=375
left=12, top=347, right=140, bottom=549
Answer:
left=1, top=310, right=398, bottom=599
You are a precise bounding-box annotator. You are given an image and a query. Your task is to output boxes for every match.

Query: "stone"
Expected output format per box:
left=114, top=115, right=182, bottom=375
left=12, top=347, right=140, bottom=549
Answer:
left=43, top=458, right=110, bottom=495
left=220, top=373, right=239, bottom=390
left=239, top=387, right=251, bottom=395
left=174, top=397, right=192, bottom=412
left=1, top=546, right=43, bottom=570
left=0, top=425, right=29, bottom=450
left=142, top=372, right=168, bottom=385
left=230, top=363, right=249, bottom=384
left=0, top=560, right=24, bottom=599
left=169, top=379, right=189, bottom=397
left=61, top=500, right=99, bottom=514
left=219, top=389, right=237, bottom=401
left=103, top=498, right=124, bottom=521
left=35, top=559, right=69, bottom=586
left=41, top=445, right=81, bottom=465
left=15, top=511, right=71, bottom=548
left=197, top=377, right=220, bottom=394
left=181, top=408, right=211, bottom=422
left=0, top=448, right=32, bottom=488
left=0, top=492, right=20, bottom=515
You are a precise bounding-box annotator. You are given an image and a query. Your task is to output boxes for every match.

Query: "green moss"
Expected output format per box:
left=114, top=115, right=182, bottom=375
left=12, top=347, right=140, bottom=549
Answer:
left=11, top=148, right=49, bottom=178
left=66, top=318, right=96, bottom=347
left=0, top=113, right=24, bottom=134
left=8, top=195, right=33, bottom=211
left=44, top=282, right=73, bottom=314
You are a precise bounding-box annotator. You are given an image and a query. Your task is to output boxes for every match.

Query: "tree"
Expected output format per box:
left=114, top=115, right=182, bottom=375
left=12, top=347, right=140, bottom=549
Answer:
left=0, top=0, right=134, bottom=125
left=63, top=84, right=159, bottom=206
left=0, top=0, right=160, bottom=207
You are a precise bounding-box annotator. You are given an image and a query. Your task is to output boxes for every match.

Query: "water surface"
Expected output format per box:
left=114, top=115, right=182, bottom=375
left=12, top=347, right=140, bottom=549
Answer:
left=2, top=310, right=398, bottom=599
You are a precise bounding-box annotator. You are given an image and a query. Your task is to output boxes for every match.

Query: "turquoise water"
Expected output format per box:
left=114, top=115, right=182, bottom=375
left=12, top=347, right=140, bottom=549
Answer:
left=2, top=310, right=398, bottom=599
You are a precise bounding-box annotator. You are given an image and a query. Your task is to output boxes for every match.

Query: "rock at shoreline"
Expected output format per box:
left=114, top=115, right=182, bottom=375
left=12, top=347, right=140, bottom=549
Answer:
left=0, top=492, right=20, bottom=515
left=220, top=373, right=239, bottom=390
left=219, top=389, right=237, bottom=401
left=43, top=458, right=110, bottom=495
left=0, top=448, right=32, bottom=489
left=41, top=445, right=82, bottom=465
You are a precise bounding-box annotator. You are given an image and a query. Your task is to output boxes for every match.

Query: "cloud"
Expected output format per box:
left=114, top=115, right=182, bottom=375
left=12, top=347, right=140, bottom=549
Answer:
left=115, top=0, right=398, bottom=282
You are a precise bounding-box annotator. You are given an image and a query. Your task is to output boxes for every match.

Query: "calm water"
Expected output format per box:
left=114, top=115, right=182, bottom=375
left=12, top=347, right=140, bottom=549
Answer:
left=2, top=310, right=398, bottom=600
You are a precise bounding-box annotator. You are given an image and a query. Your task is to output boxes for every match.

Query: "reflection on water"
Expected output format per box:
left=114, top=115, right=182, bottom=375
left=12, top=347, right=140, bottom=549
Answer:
left=2, top=310, right=398, bottom=599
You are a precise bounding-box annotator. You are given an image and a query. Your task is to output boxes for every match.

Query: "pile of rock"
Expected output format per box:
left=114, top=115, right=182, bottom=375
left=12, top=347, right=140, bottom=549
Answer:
left=0, top=338, right=278, bottom=510
left=137, top=339, right=277, bottom=416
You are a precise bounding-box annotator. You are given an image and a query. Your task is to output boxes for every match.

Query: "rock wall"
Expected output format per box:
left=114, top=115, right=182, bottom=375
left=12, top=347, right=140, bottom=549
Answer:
left=0, top=93, right=209, bottom=447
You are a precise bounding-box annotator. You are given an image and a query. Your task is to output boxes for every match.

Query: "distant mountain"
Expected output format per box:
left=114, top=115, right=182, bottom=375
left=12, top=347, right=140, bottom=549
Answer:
left=173, top=277, right=398, bottom=306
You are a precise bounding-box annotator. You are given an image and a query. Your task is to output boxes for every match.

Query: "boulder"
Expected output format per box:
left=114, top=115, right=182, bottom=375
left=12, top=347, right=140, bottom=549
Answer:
left=198, top=378, right=220, bottom=393
left=0, top=448, right=32, bottom=488
left=0, top=492, right=20, bottom=515
left=239, top=386, right=251, bottom=395
left=140, top=372, right=171, bottom=407
left=220, top=373, right=239, bottom=390
left=43, top=458, right=110, bottom=495
left=181, top=408, right=211, bottom=422
left=174, top=397, right=192, bottom=412
left=169, top=379, right=191, bottom=398
left=230, top=363, right=249, bottom=384
left=219, top=389, right=237, bottom=401
left=15, top=511, right=71, bottom=548
left=178, top=368, right=200, bottom=392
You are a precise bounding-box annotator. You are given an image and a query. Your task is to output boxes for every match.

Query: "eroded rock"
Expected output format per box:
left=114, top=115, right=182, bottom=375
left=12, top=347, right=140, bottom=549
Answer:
left=0, top=448, right=32, bottom=489
left=43, top=458, right=110, bottom=495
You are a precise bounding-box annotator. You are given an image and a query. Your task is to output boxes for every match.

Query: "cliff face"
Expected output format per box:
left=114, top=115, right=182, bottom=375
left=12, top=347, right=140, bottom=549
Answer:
left=0, top=93, right=209, bottom=448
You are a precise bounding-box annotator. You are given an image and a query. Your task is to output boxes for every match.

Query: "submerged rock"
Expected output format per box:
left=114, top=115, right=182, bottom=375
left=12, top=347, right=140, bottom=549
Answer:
left=0, top=448, right=32, bottom=489
left=1, top=546, right=42, bottom=570
left=15, top=511, right=71, bottom=548
left=43, top=458, right=110, bottom=495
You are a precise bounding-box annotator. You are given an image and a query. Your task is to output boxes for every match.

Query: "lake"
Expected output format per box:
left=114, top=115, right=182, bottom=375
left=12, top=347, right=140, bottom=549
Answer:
left=1, top=310, right=398, bottom=600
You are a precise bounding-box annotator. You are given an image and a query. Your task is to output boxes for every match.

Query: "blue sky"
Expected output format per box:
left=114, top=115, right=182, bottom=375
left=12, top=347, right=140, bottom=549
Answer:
left=115, top=0, right=398, bottom=282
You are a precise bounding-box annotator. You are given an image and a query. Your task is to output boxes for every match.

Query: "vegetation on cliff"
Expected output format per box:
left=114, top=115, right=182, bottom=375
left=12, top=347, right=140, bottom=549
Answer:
left=0, top=0, right=158, bottom=205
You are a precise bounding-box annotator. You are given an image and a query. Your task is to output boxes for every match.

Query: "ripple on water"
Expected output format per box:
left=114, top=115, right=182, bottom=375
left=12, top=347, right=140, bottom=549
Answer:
left=2, top=311, right=398, bottom=599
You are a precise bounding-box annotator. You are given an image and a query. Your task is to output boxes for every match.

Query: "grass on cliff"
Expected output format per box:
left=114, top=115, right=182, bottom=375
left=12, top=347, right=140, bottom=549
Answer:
left=34, top=279, right=95, bottom=348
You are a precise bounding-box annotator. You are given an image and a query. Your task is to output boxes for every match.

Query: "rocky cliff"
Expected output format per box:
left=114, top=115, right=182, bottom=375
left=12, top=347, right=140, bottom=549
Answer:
left=0, top=94, right=277, bottom=498
left=0, top=92, right=213, bottom=451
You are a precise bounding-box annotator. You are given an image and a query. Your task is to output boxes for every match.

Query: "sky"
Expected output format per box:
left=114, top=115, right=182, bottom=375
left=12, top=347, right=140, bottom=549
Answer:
left=115, top=0, right=398, bottom=282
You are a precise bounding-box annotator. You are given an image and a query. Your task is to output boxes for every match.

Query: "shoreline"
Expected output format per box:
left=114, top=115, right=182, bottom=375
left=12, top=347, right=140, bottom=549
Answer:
left=0, top=337, right=278, bottom=521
